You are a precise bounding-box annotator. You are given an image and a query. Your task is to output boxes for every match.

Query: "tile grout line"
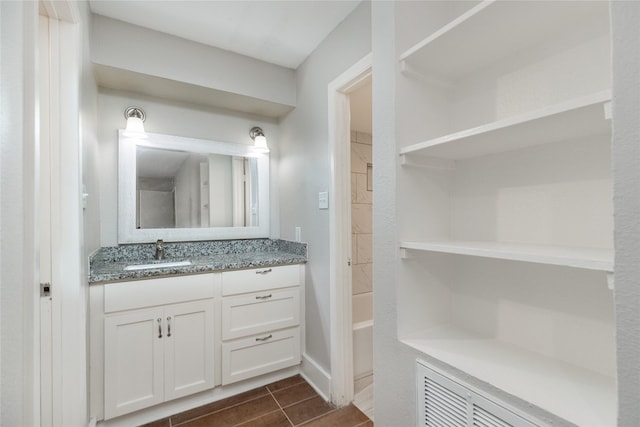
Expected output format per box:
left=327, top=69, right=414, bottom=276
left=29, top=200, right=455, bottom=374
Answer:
left=171, top=389, right=271, bottom=427
left=266, top=388, right=295, bottom=427
left=167, top=377, right=306, bottom=427
left=296, top=407, right=342, bottom=427
left=280, top=393, right=321, bottom=410
left=230, top=408, right=284, bottom=427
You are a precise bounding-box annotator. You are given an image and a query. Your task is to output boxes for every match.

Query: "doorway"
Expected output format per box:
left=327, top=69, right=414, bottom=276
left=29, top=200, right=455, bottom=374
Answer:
left=328, top=53, right=372, bottom=411
left=348, top=77, right=373, bottom=420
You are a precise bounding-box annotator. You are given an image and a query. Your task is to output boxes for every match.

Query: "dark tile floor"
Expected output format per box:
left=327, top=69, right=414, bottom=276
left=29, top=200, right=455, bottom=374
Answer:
left=140, top=375, right=373, bottom=427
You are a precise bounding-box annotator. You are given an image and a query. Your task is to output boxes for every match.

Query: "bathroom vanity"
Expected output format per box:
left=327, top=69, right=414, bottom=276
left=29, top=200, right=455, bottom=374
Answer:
left=88, top=239, right=306, bottom=422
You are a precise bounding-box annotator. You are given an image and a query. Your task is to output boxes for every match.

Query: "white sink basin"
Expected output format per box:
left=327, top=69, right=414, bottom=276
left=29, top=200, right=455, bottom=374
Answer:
left=124, top=260, right=192, bottom=271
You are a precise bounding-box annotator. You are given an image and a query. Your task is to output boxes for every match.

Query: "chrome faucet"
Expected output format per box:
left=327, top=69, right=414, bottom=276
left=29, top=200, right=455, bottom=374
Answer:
left=155, top=239, right=166, bottom=260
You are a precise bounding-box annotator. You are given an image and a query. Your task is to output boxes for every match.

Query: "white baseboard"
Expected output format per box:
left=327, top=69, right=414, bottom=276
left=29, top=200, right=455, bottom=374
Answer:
left=300, top=352, right=331, bottom=401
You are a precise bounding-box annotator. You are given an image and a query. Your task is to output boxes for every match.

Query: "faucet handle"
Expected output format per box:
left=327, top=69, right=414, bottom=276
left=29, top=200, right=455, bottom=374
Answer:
left=155, top=239, right=166, bottom=260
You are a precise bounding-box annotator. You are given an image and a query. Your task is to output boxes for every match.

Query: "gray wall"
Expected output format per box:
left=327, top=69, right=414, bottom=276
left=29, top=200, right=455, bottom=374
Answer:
left=279, top=1, right=371, bottom=372
left=612, top=1, right=640, bottom=425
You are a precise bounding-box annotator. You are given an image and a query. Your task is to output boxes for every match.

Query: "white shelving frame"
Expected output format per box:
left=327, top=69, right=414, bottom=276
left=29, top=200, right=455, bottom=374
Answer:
left=399, top=0, right=610, bottom=81
left=403, top=324, right=616, bottom=427
left=399, top=241, right=613, bottom=273
left=400, top=91, right=612, bottom=161
left=396, top=1, right=616, bottom=425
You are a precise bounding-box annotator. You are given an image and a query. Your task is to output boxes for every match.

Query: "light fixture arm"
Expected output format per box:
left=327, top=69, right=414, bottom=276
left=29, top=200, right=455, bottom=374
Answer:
left=124, top=106, right=146, bottom=122
left=249, top=127, right=265, bottom=140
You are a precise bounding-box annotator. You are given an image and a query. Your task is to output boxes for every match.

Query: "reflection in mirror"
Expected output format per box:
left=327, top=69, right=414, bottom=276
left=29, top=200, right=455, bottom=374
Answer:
left=135, top=147, right=259, bottom=229
left=118, top=130, right=269, bottom=243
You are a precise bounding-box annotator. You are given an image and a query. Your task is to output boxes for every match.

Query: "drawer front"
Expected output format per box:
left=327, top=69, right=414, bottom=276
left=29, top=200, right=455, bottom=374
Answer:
left=221, top=327, right=301, bottom=385
left=222, top=288, right=300, bottom=340
left=221, top=264, right=300, bottom=296
left=104, top=274, right=215, bottom=313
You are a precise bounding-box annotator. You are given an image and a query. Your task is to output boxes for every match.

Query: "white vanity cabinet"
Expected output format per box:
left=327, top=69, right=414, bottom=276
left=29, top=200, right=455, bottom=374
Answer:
left=89, top=263, right=305, bottom=422
left=220, top=265, right=302, bottom=385
left=104, top=300, right=215, bottom=418
left=92, top=274, right=216, bottom=420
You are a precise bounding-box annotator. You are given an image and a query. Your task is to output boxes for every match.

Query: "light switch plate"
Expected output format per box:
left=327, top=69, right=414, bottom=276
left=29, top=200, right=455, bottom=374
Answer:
left=319, top=191, right=329, bottom=209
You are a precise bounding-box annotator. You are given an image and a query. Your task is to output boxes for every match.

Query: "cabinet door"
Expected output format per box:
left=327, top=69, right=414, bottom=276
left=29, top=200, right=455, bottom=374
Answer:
left=104, top=307, right=164, bottom=419
left=164, top=300, right=215, bottom=400
left=222, top=288, right=300, bottom=340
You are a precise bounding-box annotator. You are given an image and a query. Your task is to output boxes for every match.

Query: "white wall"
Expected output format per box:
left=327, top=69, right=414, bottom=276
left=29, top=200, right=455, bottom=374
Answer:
left=278, top=1, right=371, bottom=374
left=0, top=2, right=39, bottom=425
left=98, top=90, right=281, bottom=246
left=371, top=3, right=414, bottom=425
left=1, top=1, right=97, bottom=425
left=612, top=2, right=640, bottom=425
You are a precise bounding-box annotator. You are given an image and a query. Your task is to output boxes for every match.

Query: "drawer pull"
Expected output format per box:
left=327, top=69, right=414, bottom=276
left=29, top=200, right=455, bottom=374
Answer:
left=255, top=334, right=273, bottom=342
left=166, top=316, right=172, bottom=337
left=255, top=294, right=272, bottom=300
left=157, top=318, right=162, bottom=338
left=255, top=268, right=272, bottom=275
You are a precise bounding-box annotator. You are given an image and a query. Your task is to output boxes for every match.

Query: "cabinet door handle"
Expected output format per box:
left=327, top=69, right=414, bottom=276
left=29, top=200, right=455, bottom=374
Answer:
left=255, top=294, right=272, bottom=300
left=255, top=268, right=272, bottom=275
left=157, top=318, right=162, bottom=338
left=166, top=316, right=171, bottom=337
left=255, top=334, right=273, bottom=342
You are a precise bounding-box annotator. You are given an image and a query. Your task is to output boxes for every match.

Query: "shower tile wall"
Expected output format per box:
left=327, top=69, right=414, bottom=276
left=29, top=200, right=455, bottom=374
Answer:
left=351, top=131, right=373, bottom=296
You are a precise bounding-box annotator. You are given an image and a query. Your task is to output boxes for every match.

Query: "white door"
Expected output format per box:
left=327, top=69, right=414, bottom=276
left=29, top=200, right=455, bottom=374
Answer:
left=104, top=308, right=165, bottom=419
left=164, top=300, right=215, bottom=400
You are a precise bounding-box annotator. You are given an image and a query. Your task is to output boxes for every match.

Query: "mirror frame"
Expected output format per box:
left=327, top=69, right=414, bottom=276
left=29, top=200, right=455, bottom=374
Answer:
left=118, top=130, right=270, bottom=243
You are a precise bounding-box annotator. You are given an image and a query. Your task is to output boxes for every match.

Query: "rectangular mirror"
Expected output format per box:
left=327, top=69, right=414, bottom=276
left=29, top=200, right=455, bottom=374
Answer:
left=119, top=130, right=269, bottom=243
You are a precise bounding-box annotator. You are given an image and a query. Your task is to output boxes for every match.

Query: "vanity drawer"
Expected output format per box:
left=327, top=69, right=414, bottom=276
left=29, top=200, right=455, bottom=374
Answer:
left=221, top=264, right=300, bottom=296
left=104, top=274, right=215, bottom=313
left=221, top=327, right=300, bottom=385
left=222, top=288, right=300, bottom=340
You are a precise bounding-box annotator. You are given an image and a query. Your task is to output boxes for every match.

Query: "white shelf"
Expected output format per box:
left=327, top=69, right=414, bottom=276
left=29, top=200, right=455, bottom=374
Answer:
left=402, top=324, right=616, bottom=426
left=400, top=91, right=612, bottom=160
left=399, top=0, right=609, bottom=81
left=399, top=240, right=613, bottom=272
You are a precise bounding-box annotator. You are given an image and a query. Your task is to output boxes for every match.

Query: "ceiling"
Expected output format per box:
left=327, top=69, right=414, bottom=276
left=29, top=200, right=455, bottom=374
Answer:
left=89, top=0, right=361, bottom=69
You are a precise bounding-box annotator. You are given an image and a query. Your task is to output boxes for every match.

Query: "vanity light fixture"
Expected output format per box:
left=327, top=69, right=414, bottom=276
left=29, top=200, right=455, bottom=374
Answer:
left=123, top=106, right=148, bottom=139
left=250, top=126, right=269, bottom=153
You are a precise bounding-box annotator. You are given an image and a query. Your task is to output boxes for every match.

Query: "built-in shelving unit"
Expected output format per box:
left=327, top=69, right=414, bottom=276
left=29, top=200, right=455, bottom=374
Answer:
left=395, top=1, right=615, bottom=425
left=399, top=0, right=609, bottom=81
left=400, top=91, right=611, bottom=161
left=399, top=241, right=613, bottom=272
left=402, top=324, right=616, bottom=427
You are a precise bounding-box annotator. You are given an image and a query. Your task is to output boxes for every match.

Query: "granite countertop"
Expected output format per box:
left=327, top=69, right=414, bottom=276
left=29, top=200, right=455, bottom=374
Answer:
left=89, top=239, right=307, bottom=284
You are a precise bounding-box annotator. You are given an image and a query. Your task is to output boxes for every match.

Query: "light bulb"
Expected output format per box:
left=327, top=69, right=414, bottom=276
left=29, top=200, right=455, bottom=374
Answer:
left=253, top=135, right=269, bottom=153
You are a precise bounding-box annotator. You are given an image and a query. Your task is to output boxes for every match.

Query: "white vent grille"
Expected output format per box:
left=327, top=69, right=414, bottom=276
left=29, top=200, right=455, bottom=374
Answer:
left=417, top=360, right=539, bottom=427
left=424, top=377, right=467, bottom=427
left=473, top=405, right=511, bottom=427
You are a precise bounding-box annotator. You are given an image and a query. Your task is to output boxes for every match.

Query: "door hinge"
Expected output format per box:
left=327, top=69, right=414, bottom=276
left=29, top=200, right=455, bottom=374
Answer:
left=347, top=257, right=352, bottom=267
left=41, top=282, right=51, bottom=297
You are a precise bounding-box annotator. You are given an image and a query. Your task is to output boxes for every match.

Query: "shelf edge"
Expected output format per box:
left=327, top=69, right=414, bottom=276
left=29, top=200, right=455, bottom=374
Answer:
left=399, top=90, right=612, bottom=156
left=399, top=0, right=496, bottom=62
left=399, top=241, right=614, bottom=272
